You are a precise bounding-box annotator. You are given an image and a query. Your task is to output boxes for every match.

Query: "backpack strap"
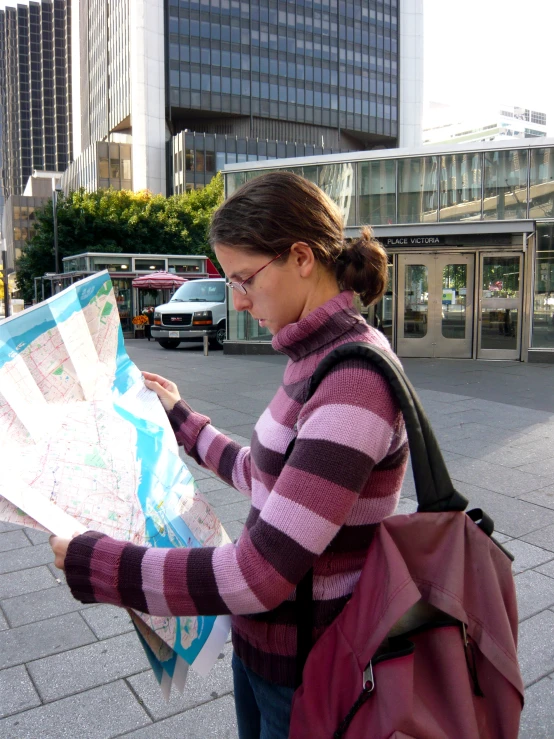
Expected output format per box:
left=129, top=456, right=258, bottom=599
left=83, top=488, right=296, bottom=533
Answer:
left=294, top=341, right=489, bottom=687
left=295, top=568, right=313, bottom=688
left=467, top=508, right=514, bottom=562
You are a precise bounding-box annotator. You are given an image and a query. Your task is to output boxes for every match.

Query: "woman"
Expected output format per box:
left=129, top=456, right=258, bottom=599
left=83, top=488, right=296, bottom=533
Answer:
left=50, top=172, right=408, bottom=739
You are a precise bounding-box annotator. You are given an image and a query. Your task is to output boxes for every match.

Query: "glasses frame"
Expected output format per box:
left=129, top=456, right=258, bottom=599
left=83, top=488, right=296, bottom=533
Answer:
left=226, top=248, right=291, bottom=295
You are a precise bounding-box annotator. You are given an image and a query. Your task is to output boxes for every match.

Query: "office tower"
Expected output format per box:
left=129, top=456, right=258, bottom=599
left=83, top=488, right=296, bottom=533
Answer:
left=0, top=114, right=4, bottom=225
left=0, top=0, right=72, bottom=199
left=68, top=0, right=423, bottom=196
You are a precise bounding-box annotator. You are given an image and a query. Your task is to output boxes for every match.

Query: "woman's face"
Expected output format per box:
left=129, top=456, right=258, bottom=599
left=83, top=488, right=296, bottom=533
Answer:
left=215, top=243, right=316, bottom=335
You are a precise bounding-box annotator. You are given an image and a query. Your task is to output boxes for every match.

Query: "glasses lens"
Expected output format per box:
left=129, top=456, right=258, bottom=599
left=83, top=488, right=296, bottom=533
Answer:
left=227, top=282, right=247, bottom=295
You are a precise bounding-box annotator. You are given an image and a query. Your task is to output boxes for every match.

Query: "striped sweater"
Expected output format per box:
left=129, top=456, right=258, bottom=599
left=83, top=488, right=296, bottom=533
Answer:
left=65, top=291, right=408, bottom=687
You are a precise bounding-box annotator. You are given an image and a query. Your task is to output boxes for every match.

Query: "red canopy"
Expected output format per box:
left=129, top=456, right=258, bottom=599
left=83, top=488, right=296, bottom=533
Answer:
left=131, top=271, right=187, bottom=289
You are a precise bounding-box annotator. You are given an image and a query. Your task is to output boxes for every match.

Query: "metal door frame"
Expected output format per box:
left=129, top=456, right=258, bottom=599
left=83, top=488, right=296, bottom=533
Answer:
left=397, top=252, right=474, bottom=358
left=397, top=253, right=436, bottom=358
left=476, top=252, right=524, bottom=360
left=434, top=253, right=474, bottom=358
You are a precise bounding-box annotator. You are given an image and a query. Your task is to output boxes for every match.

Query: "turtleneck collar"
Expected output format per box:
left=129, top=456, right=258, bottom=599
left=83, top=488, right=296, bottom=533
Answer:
left=271, top=291, right=365, bottom=361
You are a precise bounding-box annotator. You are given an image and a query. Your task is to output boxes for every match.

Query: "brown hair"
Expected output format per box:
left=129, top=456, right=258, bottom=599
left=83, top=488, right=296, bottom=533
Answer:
left=209, top=171, right=388, bottom=306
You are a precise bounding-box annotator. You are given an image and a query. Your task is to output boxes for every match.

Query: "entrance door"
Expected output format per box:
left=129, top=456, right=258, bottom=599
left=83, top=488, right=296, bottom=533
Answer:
left=397, top=254, right=474, bottom=358
left=478, top=253, right=523, bottom=360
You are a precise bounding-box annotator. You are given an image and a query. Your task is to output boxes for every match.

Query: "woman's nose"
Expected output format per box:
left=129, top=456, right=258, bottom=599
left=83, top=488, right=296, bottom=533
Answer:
left=232, top=289, right=251, bottom=312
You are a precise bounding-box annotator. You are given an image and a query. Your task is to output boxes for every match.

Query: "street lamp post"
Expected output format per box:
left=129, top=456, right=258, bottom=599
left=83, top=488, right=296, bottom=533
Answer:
left=52, top=181, right=62, bottom=277
left=1, top=234, right=10, bottom=318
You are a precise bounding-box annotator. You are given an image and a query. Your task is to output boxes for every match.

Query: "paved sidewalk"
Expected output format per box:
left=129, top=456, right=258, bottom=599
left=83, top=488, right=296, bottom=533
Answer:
left=1, top=340, right=554, bottom=737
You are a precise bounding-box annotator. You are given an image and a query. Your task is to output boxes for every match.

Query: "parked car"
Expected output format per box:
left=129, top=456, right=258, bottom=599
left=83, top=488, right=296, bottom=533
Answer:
left=151, top=278, right=226, bottom=349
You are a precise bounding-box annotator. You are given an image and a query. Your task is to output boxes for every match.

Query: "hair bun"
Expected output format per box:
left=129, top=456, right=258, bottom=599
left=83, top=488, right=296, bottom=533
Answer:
left=336, top=227, right=388, bottom=306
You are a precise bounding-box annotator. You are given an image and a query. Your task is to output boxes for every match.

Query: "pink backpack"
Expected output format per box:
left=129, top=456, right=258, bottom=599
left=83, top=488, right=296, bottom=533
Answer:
left=289, top=343, right=524, bottom=739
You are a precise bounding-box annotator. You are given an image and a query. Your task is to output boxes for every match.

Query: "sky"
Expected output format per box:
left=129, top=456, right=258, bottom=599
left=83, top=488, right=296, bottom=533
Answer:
left=423, top=0, right=554, bottom=132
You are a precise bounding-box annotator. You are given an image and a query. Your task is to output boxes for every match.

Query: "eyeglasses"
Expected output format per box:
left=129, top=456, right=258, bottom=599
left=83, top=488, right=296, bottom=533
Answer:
left=226, top=248, right=291, bottom=296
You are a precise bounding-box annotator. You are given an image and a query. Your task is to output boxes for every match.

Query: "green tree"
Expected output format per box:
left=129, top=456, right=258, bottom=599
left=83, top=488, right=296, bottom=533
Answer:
left=16, top=173, right=224, bottom=303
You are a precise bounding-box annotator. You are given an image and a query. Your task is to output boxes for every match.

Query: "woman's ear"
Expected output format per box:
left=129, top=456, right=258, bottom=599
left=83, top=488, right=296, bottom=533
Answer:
left=290, top=242, right=315, bottom=277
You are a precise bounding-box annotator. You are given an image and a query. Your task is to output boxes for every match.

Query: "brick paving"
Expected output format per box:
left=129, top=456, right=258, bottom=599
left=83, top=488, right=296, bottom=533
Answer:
left=1, top=339, right=553, bottom=737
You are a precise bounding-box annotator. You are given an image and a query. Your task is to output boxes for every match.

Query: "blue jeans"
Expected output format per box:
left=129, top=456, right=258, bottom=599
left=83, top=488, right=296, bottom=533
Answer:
left=232, top=652, right=295, bottom=739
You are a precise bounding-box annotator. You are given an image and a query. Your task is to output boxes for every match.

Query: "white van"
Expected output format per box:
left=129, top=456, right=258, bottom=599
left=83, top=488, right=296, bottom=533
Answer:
left=151, top=278, right=226, bottom=349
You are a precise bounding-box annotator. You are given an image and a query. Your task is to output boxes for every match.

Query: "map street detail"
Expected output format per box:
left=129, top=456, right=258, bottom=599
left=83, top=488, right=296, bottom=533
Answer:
left=0, top=271, right=231, bottom=696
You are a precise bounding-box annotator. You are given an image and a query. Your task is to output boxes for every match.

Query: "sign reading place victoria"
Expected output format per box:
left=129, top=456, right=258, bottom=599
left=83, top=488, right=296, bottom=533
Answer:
left=383, top=236, right=446, bottom=247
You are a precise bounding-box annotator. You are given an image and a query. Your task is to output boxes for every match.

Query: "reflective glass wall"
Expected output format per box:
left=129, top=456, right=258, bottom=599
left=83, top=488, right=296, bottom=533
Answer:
left=97, top=142, right=132, bottom=191
left=228, top=161, right=356, bottom=228
left=483, top=149, right=528, bottom=220
left=226, top=143, right=554, bottom=353
left=529, top=148, right=554, bottom=220
left=398, top=156, right=438, bottom=223
left=228, top=299, right=272, bottom=342
left=172, top=130, right=340, bottom=192
left=4, top=195, right=47, bottom=269
left=439, top=152, right=482, bottom=222
left=167, top=0, right=399, bottom=140
left=532, top=223, right=554, bottom=349
left=359, top=159, right=395, bottom=225
left=226, top=146, right=554, bottom=227
left=318, top=162, right=356, bottom=226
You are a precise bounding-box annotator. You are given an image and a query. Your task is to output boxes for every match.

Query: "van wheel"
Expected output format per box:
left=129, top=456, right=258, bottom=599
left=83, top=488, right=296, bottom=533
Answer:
left=158, top=339, right=181, bottom=349
left=210, top=323, right=226, bottom=349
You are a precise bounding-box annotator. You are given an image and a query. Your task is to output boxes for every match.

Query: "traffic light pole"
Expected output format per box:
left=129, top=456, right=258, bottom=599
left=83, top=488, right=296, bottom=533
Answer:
left=53, top=186, right=60, bottom=275
left=2, top=247, right=10, bottom=318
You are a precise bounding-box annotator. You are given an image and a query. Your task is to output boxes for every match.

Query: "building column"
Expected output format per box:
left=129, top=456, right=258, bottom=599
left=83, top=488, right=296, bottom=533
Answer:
left=399, top=0, right=424, bottom=148
left=129, top=0, right=166, bottom=195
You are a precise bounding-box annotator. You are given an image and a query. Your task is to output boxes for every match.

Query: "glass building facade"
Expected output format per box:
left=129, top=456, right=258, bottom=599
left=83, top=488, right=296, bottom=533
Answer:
left=533, top=222, right=554, bottom=351
left=45, top=0, right=409, bottom=201
left=78, top=0, right=130, bottom=152
left=168, top=0, right=400, bottom=153
left=2, top=194, right=48, bottom=271
left=0, top=0, right=72, bottom=199
left=226, top=144, right=554, bottom=227
left=69, top=0, right=406, bottom=199
left=61, top=141, right=132, bottom=194
left=0, top=114, right=4, bottom=225
left=172, top=129, right=343, bottom=191
left=67, top=0, right=137, bottom=196
left=223, top=138, right=554, bottom=361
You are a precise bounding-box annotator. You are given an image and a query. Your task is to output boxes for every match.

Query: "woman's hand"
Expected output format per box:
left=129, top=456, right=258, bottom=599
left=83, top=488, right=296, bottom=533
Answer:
left=49, top=535, right=73, bottom=571
left=142, top=371, right=181, bottom=412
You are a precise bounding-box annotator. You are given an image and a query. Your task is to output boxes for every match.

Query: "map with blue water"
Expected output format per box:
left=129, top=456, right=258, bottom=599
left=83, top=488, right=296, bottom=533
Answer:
left=0, top=271, right=230, bottom=692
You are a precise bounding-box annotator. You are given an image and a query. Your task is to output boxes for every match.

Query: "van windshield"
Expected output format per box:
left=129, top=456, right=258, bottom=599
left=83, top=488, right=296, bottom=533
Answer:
left=171, top=280, right=225, bottom=303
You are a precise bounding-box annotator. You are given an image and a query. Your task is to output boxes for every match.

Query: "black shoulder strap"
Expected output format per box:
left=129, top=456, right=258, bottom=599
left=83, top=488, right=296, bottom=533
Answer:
left=295, top=568, right=313, bottom=687
left=295, top=341, right=472, bottom=687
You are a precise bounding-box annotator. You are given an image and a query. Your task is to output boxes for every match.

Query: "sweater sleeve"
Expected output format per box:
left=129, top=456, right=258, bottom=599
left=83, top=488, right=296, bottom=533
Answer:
left=166, top=399, right=253, bottom=495
left=64, top=363, right=406, bottom=616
